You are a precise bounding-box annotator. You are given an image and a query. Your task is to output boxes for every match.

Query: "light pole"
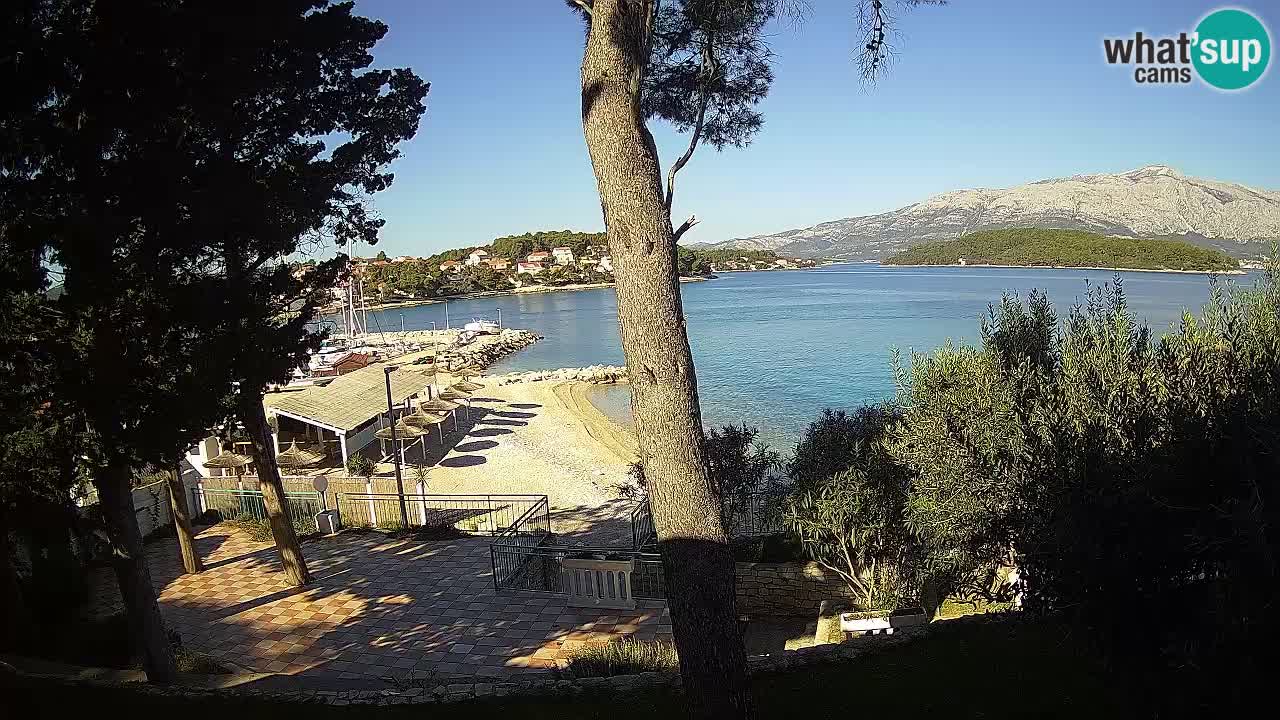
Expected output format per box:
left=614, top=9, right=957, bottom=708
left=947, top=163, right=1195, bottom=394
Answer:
left=384, top=365, right=409, bottom=528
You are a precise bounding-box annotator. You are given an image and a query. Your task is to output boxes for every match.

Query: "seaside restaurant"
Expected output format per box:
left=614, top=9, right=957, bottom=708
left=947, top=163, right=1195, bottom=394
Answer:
left=186, top=359, right=441, bottom=478
left=264, top=360, right=440, bottom=471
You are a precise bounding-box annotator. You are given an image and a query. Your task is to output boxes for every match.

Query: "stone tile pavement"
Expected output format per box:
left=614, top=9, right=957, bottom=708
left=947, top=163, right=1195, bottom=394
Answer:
left=86, top=524, right=671, bottom=681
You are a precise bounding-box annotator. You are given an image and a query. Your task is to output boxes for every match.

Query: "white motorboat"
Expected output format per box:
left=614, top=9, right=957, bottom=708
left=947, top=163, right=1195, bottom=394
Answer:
left=463, top=318, right=501, bottom=334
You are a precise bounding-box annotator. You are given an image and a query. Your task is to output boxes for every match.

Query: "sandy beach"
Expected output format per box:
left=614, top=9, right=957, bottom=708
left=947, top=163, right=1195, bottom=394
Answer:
left=402, top=378, right=639, bottom=546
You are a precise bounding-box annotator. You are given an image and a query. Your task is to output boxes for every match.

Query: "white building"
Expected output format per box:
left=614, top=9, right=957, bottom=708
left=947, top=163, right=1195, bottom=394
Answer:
left=598, top=255, right=613, bottom=272
left=466, top=249, right=490, bottom=266
left=551, top=246, right=574, bottom=265
left=517, top=261, right=545, bottom=275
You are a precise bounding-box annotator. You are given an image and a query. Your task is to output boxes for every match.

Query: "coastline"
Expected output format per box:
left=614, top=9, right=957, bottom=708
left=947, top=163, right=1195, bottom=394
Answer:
left=881, top=262, right=1246, bottom=276
left=412, top=379, right=636, bottom=544
left=551, top=380, right=638, bottom=466
left=325, top=275, right=712, bottom=315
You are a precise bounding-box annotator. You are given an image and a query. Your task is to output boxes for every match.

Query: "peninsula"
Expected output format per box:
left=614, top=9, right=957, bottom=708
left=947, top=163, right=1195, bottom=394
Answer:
left=885, top=228, right=1241, bottom=273
left=319, top=229, right=815, bottom=313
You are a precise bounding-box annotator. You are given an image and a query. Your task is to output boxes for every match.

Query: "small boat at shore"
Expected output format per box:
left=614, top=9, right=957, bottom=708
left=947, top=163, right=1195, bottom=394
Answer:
left=463, top=318, right=501, bottom=334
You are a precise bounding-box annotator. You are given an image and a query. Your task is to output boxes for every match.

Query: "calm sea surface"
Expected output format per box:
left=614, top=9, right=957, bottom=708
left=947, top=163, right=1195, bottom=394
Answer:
left=355, top=264, right=1257, bottom=451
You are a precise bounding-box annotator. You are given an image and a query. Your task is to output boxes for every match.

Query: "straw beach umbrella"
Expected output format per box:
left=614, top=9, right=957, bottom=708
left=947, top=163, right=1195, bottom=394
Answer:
left=439, top=387, right=473, bottom=419
left=203, top=450, right=253, bottom=489
left=403, top=408, right=448, bottom=447
left=374, top=421, right=427, bottom=440
left=415, top=398, right=461, bottom=431
left=274, top=440, right=325, bottom=471
left=456, top=365, right=486, bottom=381
left=375, top=421, right=428, bottom=472
left=452, top=380, right=484, bottom=393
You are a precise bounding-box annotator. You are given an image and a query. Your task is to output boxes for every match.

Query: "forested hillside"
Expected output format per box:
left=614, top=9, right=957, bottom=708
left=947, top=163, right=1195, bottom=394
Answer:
left=886, top=228, right=1240, bottom=272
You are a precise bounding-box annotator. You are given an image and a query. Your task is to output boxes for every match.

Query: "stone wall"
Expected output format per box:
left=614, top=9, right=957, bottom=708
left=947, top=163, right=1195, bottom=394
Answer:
left=735, top=561, right=857, bottom=616
left=0, top=620, right=952, bottom=707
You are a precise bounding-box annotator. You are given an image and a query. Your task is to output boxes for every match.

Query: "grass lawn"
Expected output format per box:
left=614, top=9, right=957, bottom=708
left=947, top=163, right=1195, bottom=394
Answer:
left=3, top=617, right=1125, bottom=719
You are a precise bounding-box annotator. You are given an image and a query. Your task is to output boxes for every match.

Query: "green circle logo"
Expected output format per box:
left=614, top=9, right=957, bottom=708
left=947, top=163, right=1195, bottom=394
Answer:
left=1192, top=8, right=1271, bottom=90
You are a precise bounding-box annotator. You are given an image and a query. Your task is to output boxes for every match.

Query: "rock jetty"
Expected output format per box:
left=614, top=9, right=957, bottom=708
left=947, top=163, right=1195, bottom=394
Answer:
left=492, top=365, right=628, bottom=386
left=438, top=328, right=540, bottom=371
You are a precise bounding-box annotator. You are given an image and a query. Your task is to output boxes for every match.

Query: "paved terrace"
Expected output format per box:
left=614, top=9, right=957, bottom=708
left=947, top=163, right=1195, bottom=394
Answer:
left=87, top=524, right=670, bottom=682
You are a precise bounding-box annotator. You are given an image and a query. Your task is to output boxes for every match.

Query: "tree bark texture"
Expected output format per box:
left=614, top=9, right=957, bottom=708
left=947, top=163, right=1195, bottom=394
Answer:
left=168, top=460, right=203, bottom=574
left=579, top=2, right=752, bottom=717
left=0, top=528, right=34, bottom=651
left=93, top=465, right=176, bottom=682
left=237, top=389, right=311, bottom=586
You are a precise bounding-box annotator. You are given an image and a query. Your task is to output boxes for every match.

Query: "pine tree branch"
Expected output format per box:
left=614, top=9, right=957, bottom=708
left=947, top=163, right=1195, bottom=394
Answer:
left=673, top=215, right=699, bottom=241
left=663, top=3, right=719, bottom=212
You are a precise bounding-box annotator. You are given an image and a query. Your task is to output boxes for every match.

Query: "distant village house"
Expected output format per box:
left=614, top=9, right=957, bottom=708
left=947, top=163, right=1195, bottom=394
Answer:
left=552, top=246, right=574, bottom=265
left=466, top=249, right=490, bottom=266
left=439, top=259, right=461, bottom=272
left=517, top=261, right=545, bottom=275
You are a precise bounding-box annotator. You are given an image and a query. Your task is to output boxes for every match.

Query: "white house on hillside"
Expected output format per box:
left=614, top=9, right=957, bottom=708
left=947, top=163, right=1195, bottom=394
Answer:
left=466, top=249, right=490, bottom=266
left=552, top=246, right=574, bottom=265
left=517, top=261, right=545, bottom=275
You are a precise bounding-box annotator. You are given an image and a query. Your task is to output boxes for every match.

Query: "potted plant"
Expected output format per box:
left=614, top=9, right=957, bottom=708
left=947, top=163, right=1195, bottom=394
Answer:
left=346, top=454, right=376, bottom=480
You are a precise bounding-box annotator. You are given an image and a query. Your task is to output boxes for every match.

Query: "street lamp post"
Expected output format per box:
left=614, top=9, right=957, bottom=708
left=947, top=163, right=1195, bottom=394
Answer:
left=384, top=365, right=409, bottom=529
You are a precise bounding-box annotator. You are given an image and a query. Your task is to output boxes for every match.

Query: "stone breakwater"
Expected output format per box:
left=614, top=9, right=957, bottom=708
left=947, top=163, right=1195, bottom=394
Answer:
left=438, top=328, right=540, bottom=371
left=491, top=364, right=628, bottom=386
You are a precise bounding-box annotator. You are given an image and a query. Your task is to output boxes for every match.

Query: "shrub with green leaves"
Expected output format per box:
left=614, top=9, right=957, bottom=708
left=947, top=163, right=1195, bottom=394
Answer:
left=783, top=406, right=919, bottom=612
left=345, top=454, right=376, bottom=479
left=625, top=423, right=779, bottom=535
left=784, top=464, right=917, bottom=612
left=890, top=258, right=1280, bottom=701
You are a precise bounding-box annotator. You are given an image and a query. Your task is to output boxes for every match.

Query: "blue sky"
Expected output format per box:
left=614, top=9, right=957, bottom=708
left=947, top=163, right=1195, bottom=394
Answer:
left=343, top=0, right=1279, bottom=258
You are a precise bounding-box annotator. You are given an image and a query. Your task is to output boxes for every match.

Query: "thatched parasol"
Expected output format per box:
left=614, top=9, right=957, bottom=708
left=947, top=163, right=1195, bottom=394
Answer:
left=451, top=380, right=484, bottom=392
left=456, top=366, right=486, bottom=380
left=203, top=451, right=252, bottom=469
left=439, top=386, right=474, bottom=421
left=375, top=421, right=427, bottom=440
left=416, top=397, right=461, bottom=431
left=402, top=408, right=447, bottom=428
left=402, top=408, right=448, bottom=448
left=417, top=398, right=459, bottom=413
left=274, top=440, right=325, bottom=470
left=203, top=450, right=253, bottom=488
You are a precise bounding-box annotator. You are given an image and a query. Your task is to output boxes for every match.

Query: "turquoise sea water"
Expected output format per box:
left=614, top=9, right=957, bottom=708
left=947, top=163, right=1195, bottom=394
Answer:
left=354, top=264, right=1256, bottom=450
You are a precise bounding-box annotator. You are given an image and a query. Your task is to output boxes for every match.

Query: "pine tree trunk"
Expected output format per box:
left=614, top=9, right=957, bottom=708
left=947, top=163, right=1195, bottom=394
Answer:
left=168, top=459, right=202, bottom=574
left=0, top=527, right=34, bottom=651
left=237, top=388, right=311, bottom=586
left=93, top=464, right=176, bottom=683
left=579, top=2, right=751, bottom=717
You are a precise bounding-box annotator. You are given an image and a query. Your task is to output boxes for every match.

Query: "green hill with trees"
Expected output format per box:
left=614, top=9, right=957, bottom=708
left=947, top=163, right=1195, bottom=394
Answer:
left=886, top=228, right=1240, bottom=272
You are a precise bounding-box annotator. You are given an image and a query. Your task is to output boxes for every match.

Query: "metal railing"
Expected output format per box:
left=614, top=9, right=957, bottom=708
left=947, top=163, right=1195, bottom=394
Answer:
left=492, top=543, right=665, bottom=599
left=336, top=493, right=549, bottom=535
left=627, top=491, right=788, bottom=549
left=722, top=490, right=788, bottom=538
left=192, top=487, right=323, bottom=526
left=631, top=502, right=656, bottom=550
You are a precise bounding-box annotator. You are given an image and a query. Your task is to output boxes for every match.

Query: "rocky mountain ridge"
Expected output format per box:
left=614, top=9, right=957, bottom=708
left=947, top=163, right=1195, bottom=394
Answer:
left=698, top=166, right=1280, bottom=260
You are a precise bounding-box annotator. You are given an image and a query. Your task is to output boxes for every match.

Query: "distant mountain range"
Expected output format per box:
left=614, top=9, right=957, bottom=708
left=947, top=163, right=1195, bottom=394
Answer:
left=693, top=166, right=1280, bottom=260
